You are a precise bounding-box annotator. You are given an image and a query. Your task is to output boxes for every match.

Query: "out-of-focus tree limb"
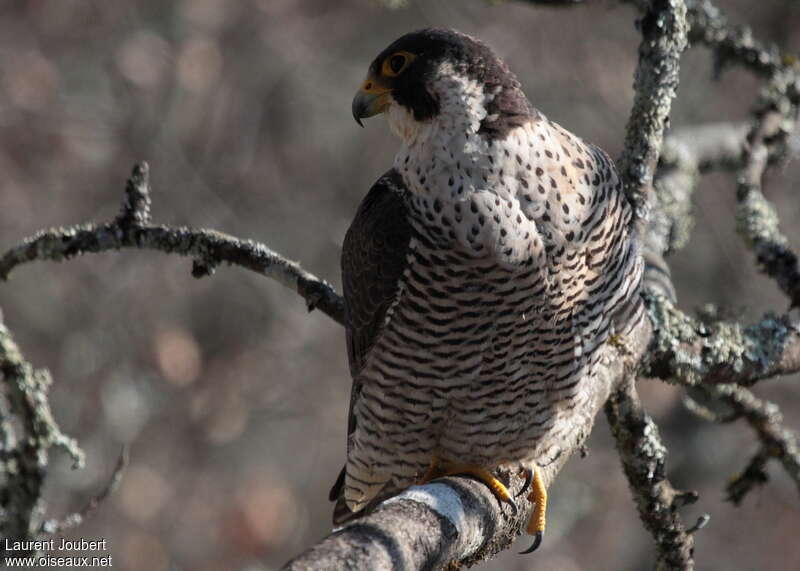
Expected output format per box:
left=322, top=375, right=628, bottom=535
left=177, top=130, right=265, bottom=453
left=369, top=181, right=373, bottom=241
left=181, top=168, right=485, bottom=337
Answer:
left=685, top=384, right=800, bottom=504
left=683, top=0, right=800, bottom=307
left=0, top=311, right=84, bottom=558
left=685, top=0, right=786, bottom=79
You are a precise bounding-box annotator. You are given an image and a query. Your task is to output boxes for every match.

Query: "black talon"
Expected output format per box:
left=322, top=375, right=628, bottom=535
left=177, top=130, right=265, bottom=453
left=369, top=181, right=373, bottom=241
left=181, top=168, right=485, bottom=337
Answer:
left=490, top=490, right=518, bottom=516
left=519, top=530, right=544, bottom=555
left=516, top=467, right=533, bottom=498
left=506, top=497, right=518, bottom=516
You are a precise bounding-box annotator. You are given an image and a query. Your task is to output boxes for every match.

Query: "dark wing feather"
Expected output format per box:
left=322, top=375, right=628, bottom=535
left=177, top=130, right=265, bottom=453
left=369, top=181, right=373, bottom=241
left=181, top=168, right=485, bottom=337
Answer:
left=329, top=169, right=412, bottom=508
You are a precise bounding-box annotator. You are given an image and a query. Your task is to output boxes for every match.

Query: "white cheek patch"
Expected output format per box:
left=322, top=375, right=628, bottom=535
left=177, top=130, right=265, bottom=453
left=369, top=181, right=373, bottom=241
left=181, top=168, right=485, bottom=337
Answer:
left=387, top=104, right=424, bottom=144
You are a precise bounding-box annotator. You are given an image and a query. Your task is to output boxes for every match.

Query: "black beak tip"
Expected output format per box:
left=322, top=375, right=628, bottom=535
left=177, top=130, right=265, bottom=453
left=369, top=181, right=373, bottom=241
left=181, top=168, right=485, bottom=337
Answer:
left=355, top=116, right=364, bottom=128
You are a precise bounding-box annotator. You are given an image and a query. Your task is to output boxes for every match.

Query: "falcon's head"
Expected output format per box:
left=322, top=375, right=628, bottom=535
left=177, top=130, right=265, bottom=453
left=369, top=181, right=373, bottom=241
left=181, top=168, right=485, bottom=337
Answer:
left=352, top=28, right=533, bottom=142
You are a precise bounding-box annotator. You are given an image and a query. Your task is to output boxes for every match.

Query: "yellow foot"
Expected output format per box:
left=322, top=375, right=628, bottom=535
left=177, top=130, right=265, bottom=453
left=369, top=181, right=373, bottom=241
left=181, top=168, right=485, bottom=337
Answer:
left=418, top=458, right=516, bottom=514
left=518, top=465, right=547, bottom=554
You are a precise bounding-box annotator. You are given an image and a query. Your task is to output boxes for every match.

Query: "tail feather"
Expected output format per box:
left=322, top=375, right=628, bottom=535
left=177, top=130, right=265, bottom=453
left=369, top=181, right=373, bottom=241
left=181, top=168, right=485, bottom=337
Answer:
left=329, top=466, right=346, bottom=502
left=329, top=465, right=400, bottom=526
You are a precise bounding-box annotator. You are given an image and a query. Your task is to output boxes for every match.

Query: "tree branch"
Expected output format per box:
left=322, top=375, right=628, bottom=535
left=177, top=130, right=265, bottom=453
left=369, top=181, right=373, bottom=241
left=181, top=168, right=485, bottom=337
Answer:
left=0, top=310, right=84, bottom=557
left=605, top=381, right=697, bottom=571
left=714, top=385, right=800, bottom=497
left=0, top=163, right=345, bottom=327
left=735, top=109, right=800, bottom=308
left=618, top=0, right=688, bottom=222
left=645, top=293, right=800, bottom=386
left=685, top=0, right=786, bottom=79
left=685, top=384, right=800, bottom=505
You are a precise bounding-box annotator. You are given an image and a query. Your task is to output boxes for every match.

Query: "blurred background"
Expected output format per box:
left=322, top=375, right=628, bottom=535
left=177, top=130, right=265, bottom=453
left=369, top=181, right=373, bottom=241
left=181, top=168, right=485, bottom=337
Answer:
left=0, top=1, right=799, bottom=569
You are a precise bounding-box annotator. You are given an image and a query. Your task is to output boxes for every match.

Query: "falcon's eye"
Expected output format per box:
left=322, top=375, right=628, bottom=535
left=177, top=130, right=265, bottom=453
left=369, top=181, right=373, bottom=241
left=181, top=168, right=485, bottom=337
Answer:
left=388, top=54, right=406, bottom=74
left=382, top=51, right=415, bottom=77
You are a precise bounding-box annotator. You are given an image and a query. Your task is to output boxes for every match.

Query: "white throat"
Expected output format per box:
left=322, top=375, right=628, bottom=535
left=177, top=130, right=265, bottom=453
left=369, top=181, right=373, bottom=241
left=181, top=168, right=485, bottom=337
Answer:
left=384, top=65, right=552, bottom=265
left=389, top=65, right=505, bottom=198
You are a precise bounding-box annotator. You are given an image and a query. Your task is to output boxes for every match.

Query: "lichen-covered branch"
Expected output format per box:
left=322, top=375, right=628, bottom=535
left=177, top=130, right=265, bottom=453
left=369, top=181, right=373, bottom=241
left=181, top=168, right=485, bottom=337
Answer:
left=685, top=0, right=785, bottom=79
left=0, top=163, right=345, bottom=327
left=735, top=109, right=800, bottom=307
left=618, top=0, right=688, bottom=222
left=605, top=381, right=697, bottom=571
left=645, top=292, right=800, bottom=386
left=0, top=311, right=84, bottom=556
left=41, top=447, right=129, bottom=535
left=683, top=0, right=800, bottom=306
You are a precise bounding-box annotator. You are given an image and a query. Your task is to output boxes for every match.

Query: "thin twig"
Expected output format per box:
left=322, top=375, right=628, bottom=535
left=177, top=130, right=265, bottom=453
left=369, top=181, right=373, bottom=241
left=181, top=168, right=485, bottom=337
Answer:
left=685, top=0, right=786, bottom=79
left=712, top=385, right=800, bottom=500
left=0, top=163, right=346, bottom=326
left=735, top=109, right=800, bottom=307
left=725, top=448, right=770, bottom=505
left=41, top=446, right=129, bottom=535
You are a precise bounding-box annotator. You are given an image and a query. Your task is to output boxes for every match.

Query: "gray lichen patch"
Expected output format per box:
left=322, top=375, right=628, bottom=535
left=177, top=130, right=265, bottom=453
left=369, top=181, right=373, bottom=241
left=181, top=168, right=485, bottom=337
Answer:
left=1, top=318, right=84, bottom=549
left=735, top=185, right=788, bottom=249
left=645, top=291, right=797, bottom=386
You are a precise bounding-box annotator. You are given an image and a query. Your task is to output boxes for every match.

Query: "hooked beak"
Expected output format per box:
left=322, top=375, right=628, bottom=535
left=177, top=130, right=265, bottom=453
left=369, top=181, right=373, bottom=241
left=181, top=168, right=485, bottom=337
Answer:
left=352, top=78, right=391, bottom=127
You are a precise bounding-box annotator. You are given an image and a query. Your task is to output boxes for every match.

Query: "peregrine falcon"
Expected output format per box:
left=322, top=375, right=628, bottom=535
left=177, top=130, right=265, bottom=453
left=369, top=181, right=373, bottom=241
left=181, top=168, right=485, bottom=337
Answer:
left=330, top=28, right=644, bottom=552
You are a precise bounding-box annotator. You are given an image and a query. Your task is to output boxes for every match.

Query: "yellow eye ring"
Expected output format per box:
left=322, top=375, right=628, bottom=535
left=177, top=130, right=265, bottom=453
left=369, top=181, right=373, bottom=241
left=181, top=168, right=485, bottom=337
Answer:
left=382, top=51, right=416, bottom=77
